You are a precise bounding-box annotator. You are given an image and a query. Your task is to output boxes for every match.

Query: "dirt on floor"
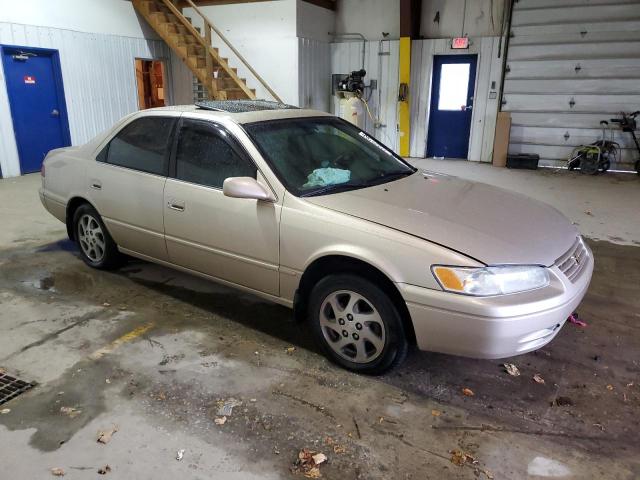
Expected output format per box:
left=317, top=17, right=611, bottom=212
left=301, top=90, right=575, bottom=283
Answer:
left=0, top=236, right=639, bottom=479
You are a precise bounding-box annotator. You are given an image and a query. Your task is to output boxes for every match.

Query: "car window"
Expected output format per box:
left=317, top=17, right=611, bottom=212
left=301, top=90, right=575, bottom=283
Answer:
left=244, top=117, right=415, bottom=197
left=103, top=117, right=176, bottom=175
left=175, top=119, right=256, bottom=189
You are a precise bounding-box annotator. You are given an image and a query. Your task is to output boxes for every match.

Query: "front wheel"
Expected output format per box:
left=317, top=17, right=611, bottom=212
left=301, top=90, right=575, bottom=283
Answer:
left=73, top=204, right=122, bottom=269
left=308, top=274, right=408, bottom=374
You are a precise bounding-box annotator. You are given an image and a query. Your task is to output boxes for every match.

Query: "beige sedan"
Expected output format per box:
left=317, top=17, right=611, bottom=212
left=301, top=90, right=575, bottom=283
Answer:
left=40, top=100, right=593, bottom=374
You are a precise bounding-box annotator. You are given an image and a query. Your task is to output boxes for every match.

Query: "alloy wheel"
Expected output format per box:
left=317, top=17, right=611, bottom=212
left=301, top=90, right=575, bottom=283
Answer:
left=78, top=214, right=106, bottom=262
left=319, top=290, right=386, bottom=364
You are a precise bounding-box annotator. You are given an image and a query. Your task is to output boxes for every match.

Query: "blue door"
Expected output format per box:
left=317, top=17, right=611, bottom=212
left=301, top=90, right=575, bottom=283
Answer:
left=1, top=46, right=70, bottom=174
left=426, top=54, right=477, bottom=159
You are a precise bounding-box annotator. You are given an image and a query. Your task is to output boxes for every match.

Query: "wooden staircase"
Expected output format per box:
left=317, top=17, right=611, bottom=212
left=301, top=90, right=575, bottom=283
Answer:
left=133, top=0, right=278, bottom=101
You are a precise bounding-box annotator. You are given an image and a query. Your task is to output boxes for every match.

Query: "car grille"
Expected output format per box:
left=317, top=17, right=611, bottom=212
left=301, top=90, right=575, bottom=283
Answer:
left=555, top=237, right=589, bottom=283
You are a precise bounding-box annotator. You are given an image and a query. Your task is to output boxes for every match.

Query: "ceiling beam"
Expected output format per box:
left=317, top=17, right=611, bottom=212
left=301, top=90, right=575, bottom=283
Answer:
left=182, top=0, right=335, bottom=8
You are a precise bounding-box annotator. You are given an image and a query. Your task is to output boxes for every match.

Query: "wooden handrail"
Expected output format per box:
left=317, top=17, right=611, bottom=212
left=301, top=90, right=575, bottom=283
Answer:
left=180, top=0, right=283, bottom=103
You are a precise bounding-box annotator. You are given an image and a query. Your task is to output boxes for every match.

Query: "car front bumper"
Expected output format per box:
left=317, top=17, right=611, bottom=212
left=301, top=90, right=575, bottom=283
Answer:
left=397, top=244, right=594, bottom=359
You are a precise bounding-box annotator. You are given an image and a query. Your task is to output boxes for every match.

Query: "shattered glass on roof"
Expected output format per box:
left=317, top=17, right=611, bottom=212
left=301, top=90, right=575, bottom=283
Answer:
left=195, top=100, right=299, bottom=113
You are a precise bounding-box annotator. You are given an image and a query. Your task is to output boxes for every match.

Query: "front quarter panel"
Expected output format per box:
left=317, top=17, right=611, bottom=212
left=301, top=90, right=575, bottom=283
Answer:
left=279, top=194, right=482, bottom=302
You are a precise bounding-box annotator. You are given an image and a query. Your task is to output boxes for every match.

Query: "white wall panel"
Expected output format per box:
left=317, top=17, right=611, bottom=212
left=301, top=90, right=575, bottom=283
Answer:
left=409, top=36, right=503, bottom=162
left=0, top=22, right=178, bottom=177
left=330, top=40, right=400, bottom=153
left=298, top=38, right=331, bottom=111
left=504, top=0, right=640, bottom=169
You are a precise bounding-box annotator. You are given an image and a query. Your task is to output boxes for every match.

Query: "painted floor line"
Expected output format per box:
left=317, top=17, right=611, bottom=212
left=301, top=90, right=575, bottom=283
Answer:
left=89, top=323, right=155, bottom=360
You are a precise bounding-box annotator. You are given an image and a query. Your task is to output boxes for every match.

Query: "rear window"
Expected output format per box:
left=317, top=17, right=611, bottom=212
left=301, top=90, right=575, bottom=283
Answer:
left=99, top=117, right=176, bottom=176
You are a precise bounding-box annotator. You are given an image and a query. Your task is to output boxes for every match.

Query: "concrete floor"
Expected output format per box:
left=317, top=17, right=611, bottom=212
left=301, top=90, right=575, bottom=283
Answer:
left=1, top=170, right=639, bottom=479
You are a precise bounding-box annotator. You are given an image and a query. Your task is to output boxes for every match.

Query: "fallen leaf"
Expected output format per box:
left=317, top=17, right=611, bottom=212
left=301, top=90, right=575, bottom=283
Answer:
left=378, top=416, right=384, bottom=423
left=503, top=363, right=520, bottom=376
left=431, top=409, right=442, bottom=417
left=533, top=373, right=545, bottom=384
left=606, top=384, right=614, bottom=391
left=214, top=416, right=227, bottom=425
left=0, top=408, right=10, bottom=414
left=450, top=449, right=476, bottom=466
left=176, top=449, right=185, bottom=461
left=51, top=467, right=65, bottom=476
left=97, top=465, right=111, bottom=475
left=305, top=467, right=321, bottom=478
left=333, top=445, right=346, bottom=454
left=584, top=210, right=593, bottom=216
left=462, top=387, right=475, bottom=397
left=312, top=453, right=327, bottom=465
left=102, top=302, right=111, bottom=307
left=97, top=425, right=118, bottom=444
left=292, top=448, right=327, bottom=478
left=60, top=406, right=81, bottom=418
left=285, top=346, right=296, bottom=355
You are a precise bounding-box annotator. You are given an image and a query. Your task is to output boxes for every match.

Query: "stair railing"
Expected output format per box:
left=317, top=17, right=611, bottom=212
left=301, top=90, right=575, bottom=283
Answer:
left=178, top=0, right=283, bottom=103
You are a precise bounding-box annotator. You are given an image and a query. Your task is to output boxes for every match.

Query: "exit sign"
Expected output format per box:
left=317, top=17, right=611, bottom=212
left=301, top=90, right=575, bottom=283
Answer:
left=451, top=37, right=469, bottom=49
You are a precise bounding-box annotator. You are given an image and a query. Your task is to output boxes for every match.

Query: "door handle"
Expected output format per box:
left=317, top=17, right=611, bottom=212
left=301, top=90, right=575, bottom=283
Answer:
left=90, top=181, right=102, bottom=190
left=51, top=109, right=60, bottom=117
left=167, top=201, right=185, bottom=212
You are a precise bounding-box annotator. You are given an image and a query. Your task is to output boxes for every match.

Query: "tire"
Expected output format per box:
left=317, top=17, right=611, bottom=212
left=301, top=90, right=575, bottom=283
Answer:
left=307, top=274, right=408, bottom=375
left=636, top=159, right=640, bottom=175
left=73, top=203, right=122, bottom=269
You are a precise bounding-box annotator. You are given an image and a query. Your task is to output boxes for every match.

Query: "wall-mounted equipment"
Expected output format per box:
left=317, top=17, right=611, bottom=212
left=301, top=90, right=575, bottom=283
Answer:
left=335, top=69, right=368, bottom=129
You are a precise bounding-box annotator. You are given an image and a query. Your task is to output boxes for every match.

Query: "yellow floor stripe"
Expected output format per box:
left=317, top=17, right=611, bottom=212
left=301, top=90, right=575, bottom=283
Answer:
left=89, top=323, right=154, bottom=360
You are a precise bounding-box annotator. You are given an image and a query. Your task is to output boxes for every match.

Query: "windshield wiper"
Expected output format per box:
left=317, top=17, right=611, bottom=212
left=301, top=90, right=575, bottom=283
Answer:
left=300, top=181, right=366, bottom=197
left=367, top=170, right=415, bottom=186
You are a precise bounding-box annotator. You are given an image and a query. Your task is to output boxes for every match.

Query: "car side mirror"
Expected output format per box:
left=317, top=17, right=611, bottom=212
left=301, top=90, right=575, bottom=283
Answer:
left=223, top=177, right=275, bottom=202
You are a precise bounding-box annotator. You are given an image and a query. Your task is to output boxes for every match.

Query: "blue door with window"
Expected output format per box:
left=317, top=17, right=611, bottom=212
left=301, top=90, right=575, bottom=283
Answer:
left=426, top=54, right=477, bottom=159
left=1, top=46, right=71, bottom=174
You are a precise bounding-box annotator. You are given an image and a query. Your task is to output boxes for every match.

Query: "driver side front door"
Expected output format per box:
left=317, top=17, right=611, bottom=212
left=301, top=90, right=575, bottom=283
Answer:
left=163, top=118, right=281, bottom=296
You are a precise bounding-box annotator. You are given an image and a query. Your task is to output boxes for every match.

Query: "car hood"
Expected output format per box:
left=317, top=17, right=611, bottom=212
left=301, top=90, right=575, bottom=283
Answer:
left=304, top=170, right=578, bottom=266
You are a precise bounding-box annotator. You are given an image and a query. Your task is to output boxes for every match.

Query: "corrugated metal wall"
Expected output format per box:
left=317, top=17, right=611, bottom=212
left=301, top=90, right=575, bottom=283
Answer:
left=0, top=22, right=179, bottom=177
left=330, top=40, right=400, bottom=153
left=503, top=0, right=640, bottom=169
left=409, top=37, right=503, bottom=161
left=298, top=37, right=331, bottom=111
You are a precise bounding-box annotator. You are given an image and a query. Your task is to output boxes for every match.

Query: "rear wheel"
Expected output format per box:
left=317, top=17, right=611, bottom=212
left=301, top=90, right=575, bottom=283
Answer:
left=308, top=274, right=408, bottom=374
left=73, top=204, right=122, bottom=269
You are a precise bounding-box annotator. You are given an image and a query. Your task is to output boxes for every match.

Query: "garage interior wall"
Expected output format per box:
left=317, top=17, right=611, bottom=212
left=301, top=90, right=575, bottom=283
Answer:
left=409, top=36, right=503, bottom=161
left=0, top=1, right=186, bottom=178
left=410, top=0, right=507, bottom=161
left=183, top=0, right=300, bottom=105
left=503, top=0, right=640, bottom=169
left=330, top=40, right=401, bottom=153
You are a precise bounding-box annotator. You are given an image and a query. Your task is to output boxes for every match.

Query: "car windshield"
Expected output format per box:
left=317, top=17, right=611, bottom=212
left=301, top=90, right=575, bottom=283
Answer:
left=243, top=117, right=416, bottom=197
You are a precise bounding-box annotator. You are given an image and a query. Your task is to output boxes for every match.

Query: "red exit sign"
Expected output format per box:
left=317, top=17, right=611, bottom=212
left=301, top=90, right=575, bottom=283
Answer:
left=451, top=37, right=469, bottom=49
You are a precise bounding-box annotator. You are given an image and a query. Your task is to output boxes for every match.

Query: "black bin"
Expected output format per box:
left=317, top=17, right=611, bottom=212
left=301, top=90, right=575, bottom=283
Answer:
left=506, top=153, right=540, bottom=170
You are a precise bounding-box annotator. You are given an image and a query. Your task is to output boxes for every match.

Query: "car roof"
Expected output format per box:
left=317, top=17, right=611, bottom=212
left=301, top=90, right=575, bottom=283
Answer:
left=144, top=101, right=332, bottom=124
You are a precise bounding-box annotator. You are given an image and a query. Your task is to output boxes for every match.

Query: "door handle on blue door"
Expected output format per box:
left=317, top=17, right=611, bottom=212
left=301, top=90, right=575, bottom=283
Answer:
left=51, top=109, right=59, bottom=117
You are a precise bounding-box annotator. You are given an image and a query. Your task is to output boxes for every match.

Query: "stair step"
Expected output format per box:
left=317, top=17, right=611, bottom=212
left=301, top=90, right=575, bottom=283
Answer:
left=177, top=43, right=204, bottom=56
left=149, top=11, right=167, bottom=23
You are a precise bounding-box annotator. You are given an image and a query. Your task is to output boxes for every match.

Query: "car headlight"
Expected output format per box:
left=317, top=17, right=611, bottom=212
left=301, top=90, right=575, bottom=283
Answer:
left=431, top=265, right=550, bottom=296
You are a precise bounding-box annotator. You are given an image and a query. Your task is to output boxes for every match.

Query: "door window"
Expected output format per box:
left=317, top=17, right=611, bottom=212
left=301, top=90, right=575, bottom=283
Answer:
left=437, top=63, right=470, bottom=111
left=102, top=116, right=176, bottom=175
left=175, top=119, right=256, bottom=188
